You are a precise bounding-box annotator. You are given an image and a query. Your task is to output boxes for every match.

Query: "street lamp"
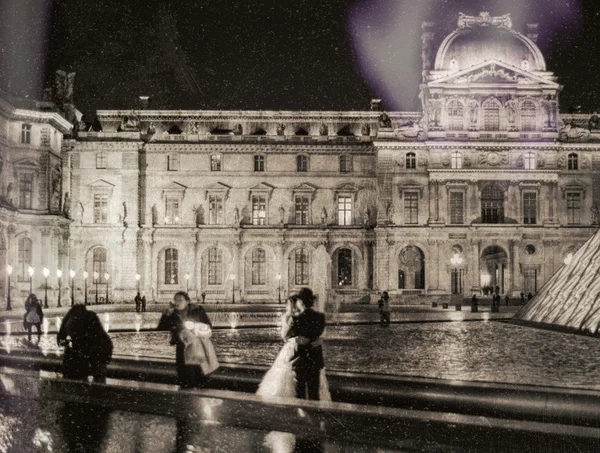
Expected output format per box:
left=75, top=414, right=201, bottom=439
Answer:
left=69, top=269, right=75, bottom=306
left=184, top=273, right=190, bottom=293
left=28, top=266, right=34, bottom=296
left=230, top=273, right=236, bottom=304
left=276, top=273, right=282, bottom=304
left=6, top=265, right=12, bottom=311
left=135, top=273, right=141, bottom=293
left=94, top=271, right=99, bottom=305
left=56, top=269, right=63, bottom=308
left=83, top=271, right=89, bottom=305
left=104, top=272, right=110, bottom=305
left=43, top=267, right=50, bottom=309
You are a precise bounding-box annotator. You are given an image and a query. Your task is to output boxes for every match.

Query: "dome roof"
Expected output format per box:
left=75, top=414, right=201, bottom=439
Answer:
left=434, top=27, right=546, bottom=72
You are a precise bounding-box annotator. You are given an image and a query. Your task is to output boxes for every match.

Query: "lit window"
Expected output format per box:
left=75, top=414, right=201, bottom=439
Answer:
left=252, top=195, right=267, bottom=225
left=521, top=101, right=537, bottom=131
left=404, top=192, right=419, bottom=224
left=524, top=152, right=536, bottom=170
left=208, top=195, right=223, bottom=225
left=337, top=248, right=353, bottom=286
left=449, top=192, right=464, bottom=224
left=18, top=173, right=33, bottom=209
left=165, top=197, right=180, bottom=224
left=447, top=100, right=464, bottom=131
left=481, top=184, right=504, bottom=224
left=164, top=248, right=178, bottom=284
left=451, top=152, right=462, bottom=169
left=568, top=153, right=578, bottom=170
left=254, top=155, right=265, bottom=172
left=523, top=192, right=537, bottom=224
left=93, top=194, right=108, bottom=224
left=211, top=155, right=222, bottom=171
left=294, top=196, right=309, bottom=225
left=339, top=155, right=353, bottom=173
left=251, top=248, right=266, bottom=285
left=168, top=154, right=179, bottom=171
left=405, top=152, right=416, bottom=169
left=567, top=193, right=581, bottom=225
left=208, top=248, right=222, bottom=285
left=21, top=124, right=31, bottom=144
left=17, top=237, right=32, bottom=281
left=296, top=155, right=308, bottom=172
left=337, top=196, right=352, bottom=226
left=96, top=152, right=107, bottom=169
left=295, top=248, right=309, bottom=285
left=92, top=248, right=107, bottom=283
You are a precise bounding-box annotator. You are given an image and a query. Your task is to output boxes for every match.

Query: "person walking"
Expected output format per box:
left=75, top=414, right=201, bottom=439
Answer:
left=23, top=294, right=44, bottom=342
left=505, top=294, right=510, bottom=307
left=134, top=292, right=142, bottom=313
left=377, top=291, right=391, bottom=327
left=157, top=291, right=215, bottom=388
left=520, top=292, right=525, bottom=304
left=57, top=305, right=113, bottom=383
left=141, top=295, right=147, bottom=312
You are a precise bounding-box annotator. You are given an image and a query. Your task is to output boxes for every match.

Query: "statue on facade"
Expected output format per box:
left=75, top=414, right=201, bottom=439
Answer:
left=278, top=205, right=285, bottom=225
left=53, top=70, right=76, bottom=105
left=505, top=97, right=517, bottom=129
left=361, top=124, right=371, bottom=136
left=363, top=207, right=370, bottom=226
left=63, top=192, right=71, bottom=218
left=467, top=99, right=479, bottom=129
left=234, top=206, right=240, bottom=226
left=589, top=112, right=600, bottom=131
left=457, top=12, right=512, bottom=29
left=51, top=165, right=62, bottom=212
left=147, top=122, right=156, bottom=135
left=378, top=113, right=392, bottom=128
left=426, top=97, right=442, bottom=129
left=541, top=95, right=558, bottom=129
left=122, top=202, right=128, bottom=227
left=395, top=121, right=422, bottom=140
left=276, top=123, right=286, bottom=136
left=321, top=207, right=328, bottom=225
left=233, top=124, right=243, bottom=135
left=386, top=202, right=396, bottom=223
left=151, top=204, right=158, bottom=226
left=119, top=113, right=140, bottom=132
left=559, top=123, right=591, bottom=142
left=319, top=123, right=328, bottom=136
left=78, top=202, right=84, bottom=224
left=193, top=205, right=203, bottom=226
left=592, top=204, right=600, bottom=225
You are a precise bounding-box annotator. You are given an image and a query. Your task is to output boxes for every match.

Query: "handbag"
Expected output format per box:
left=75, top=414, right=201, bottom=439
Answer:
left=180, top=324, right=220, bottom=375
left=25, top=310, right=41, bottom=325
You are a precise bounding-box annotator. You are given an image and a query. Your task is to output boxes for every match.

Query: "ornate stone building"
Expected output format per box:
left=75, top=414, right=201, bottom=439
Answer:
left=3, top=12, right=600, bottom=307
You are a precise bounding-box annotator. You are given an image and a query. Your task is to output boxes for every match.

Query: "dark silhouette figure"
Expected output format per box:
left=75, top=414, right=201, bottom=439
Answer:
left=134, top=292, right=142, bottom=312
left=520, top=292, right=525, bottom=304
left=528, top=292, right=533, bottom=301
left=157, top=291, right=212, bottom=388
left=141, top=295, right=147, bottom=312
left=285, top=288, right=326, bottom=400
left=57, top=305, right=113, bottom=383
left=377, top=291, right=391, bottom=327
left=505, top=294, right=510, bottom=306
left=23, top=294, right=44, bottom=342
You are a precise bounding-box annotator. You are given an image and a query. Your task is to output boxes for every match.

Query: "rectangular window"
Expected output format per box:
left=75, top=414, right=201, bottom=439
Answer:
left=567, top=193, right=581, bottom=225
left=40, top=127, right=51, bottom=147
left=337, top=196, right=352, bottom=226
left=483, top=106, right=500, bottom=131
left=18, top=173, right=33, bottom=209
left=93, top=194, right=108, bottom=224
left=404, top=192, right=419, bottom=224
left=523, top=192, right=537, bottom=224
left=211, top=155, right=222, bottom=171
left=252, top=195, right=267, bottom=225
left=96, top=152, right=107, bottom=169
left=339, top=155, right=353, bottom=173
left=449, top=192, right=464, bottom=224
left=167, top=154, right=179, bottom=171
left=21, top=124, right=31, bottom=144
left=165, top=197, right=180, bottom=224
left=296, top=155, right=308, bottom=172
left=294, top=196, right=309, bottom=225
left=295, top=249, right=309, bottom=285
left=208, top=248, right=222, bottom=285
left=208, top=195, right=223, bottom=225
left=254, top=155, right=265, bottom=172
left=251, top=249, right=266, bottom=285
left=164, top=248, right=178, bottom=284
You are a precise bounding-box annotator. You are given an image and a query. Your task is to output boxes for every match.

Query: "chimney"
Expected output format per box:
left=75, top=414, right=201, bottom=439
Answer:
left=370, top=99, right=382, bottom=111
left=526, top=24, right=539, bottom=43
left=138, top=96, right=150, bottom=109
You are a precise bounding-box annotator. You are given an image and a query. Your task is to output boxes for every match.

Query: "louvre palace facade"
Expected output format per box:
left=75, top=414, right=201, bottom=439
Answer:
left=2, top=12, right=600, bottom=308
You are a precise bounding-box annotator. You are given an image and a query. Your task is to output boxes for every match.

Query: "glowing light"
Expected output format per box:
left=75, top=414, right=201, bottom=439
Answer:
left=480, top=273, right=491, bottom=287
left=184, top=321, right=195, bottom=330
left=135, top=273, right=141, bottom=281
left=5, top=320, right=10, bottom=337
left=55, top=317, right=61, bottom=331
left=564, top=253, right=573, bottom=265
left=104, top=272, right=110, bottom=281
left=43, top=318, right=49, bottom=336
left=56, top=269, right=62, bottom=279
left=43, top=267, right=49, bottom=278
left=450, top=253, right=463, bottom=266
left=28, top=266, right=34, bottom=277
left=69, top=269, right=75, bottom=279
left=83, top=271, right=89, bottom=279
left=6, top=265, right=12, bottom=276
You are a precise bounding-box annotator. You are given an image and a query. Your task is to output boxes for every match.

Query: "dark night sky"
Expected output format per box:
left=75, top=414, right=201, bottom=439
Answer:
left=0, top=0, right=599, bottom=117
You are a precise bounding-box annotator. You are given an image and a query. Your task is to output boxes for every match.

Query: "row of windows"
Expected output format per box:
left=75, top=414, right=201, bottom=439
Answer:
left=94, top=152, right=355, bottom=173
left=447, top=99, right=537, bottom=131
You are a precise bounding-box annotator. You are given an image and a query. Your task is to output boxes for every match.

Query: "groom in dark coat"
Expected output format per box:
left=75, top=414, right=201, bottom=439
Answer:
left=286, top=287, right=326, bottom=400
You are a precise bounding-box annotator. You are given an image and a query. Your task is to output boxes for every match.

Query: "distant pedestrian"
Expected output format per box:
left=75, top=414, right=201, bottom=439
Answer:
left=520, top=292, right=525, bottom=304
left=134, top=292, right=142, bottom=313
left=141, top=295, right=147, bottom=312
left=471, top=293, right=478, bottom=305
left=505, top=294, right=510, bottom=306
left=377, top=291, right=391, bottom=327
left=57, top=305, right=113, bottom=383
left=528, top=292, right=533, bottom=301
left=201, top=292, right=206, bottom=304
left=23, top=294, right=44, bottom=342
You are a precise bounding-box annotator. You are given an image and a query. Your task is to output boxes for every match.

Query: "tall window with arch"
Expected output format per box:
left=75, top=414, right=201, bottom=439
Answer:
left=483, top=100, right=500, bottom=131
left=164, top=248, right=178, bottom=284
left=520, top=100, right=537, bottom=131
left=17, top=237, right=32, bottom=281
left=451, top=151, right=462, bottom=169
left=447, top=100, right=464, bottom=131
left=251, top=248, right=266, bottom=285
left=481, top=184, right=504, bottom=224
left=92, top=248, right=107, bottom=284
left=568, top=153, right=578, bottom=170
left=524, top=152, right=536, bottom=170
left=405, top=152, right=416, bottom=169
left=18, top=173, right=34, bottom=209
left=337, top=248, right=353, bottom=286
left=208, top=248, right=222, bottom=285
left=295, top=248, right=309, bottom=285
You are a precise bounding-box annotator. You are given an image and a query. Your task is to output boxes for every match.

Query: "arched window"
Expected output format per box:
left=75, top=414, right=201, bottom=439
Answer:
left=92, top=247, right=107, bottom=283
left=251, top=248, right=266, bottom=285
left=17, top=237, right=32, bottom=281
left=208, top=248, right=222, bottom=285
left=447, top=100, right=464, bottom=131
left=337, top=248, right=353, bottom=286
left=405, top=152, right=416, bottom=169
left=451, top=152, right=462, bottom=169
left=524, top=152, right=536, bottom=170
left=483, top=100, right=500, bottom=131
left=521, top=101, right=537, bottom=131
left=568, top=153, right=578, bottom=170
left=481, top=184, right=505, bottom=224
left=164, top=248, right=178, bottom=284
left=295, top=248, right=309, bottom=286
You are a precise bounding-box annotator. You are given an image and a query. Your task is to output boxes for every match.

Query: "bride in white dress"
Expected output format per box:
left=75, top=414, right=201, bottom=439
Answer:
left=256, top=298, right=330, bottom=401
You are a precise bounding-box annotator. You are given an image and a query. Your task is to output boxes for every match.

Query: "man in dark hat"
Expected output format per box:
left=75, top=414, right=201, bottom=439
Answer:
left=285, top=287, right=326, bottom=400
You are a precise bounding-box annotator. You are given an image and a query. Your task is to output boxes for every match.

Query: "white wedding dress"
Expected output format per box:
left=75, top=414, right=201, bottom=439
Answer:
left=257, top=314, right=330, bottom=401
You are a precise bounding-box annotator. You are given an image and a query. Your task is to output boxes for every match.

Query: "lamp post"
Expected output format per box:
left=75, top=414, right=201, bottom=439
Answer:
left=43, top=267, right=50, bottom=309
left=135, top=273, right=141, bottom=293
left=28, top=266, right=34, bottom=296
left=6, top=265, right=12, bottom=311
left=56, top=269, right=62, bottom=308
left=94, top=272, right=99, bottom=305
left=69, top=270, right=75, bottom=306
left=276, top=273, right=282, bottom=304
left=185, top=273, right=190, bottom=293
left=83, top=271, right=88, bottom=305
left=104, top=272, right=110, bottom=305
left=230, top=273, right=236, bottom=304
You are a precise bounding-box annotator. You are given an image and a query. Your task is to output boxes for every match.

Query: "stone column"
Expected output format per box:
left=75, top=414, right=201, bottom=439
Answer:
left=508, top=240, right=515, bottom=295
left=194, top=232, right=201, bottom=302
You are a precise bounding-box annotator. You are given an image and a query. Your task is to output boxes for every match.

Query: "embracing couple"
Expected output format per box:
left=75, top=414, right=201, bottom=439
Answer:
left=257, top=287, right=330, bottom=401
